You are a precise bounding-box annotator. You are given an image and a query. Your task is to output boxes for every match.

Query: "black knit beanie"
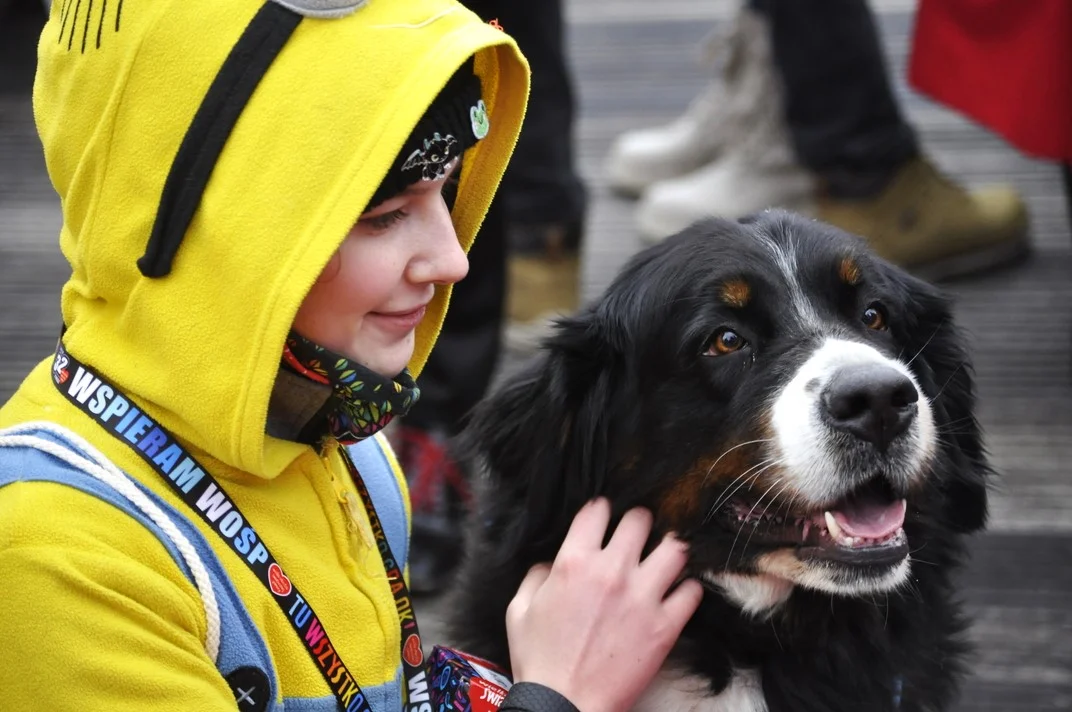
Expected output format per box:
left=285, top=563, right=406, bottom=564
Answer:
left=367, top=59, right=488, bottom=209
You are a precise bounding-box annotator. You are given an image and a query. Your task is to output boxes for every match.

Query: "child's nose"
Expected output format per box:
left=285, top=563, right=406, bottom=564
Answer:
left=408, top=203, right=469, bottom=286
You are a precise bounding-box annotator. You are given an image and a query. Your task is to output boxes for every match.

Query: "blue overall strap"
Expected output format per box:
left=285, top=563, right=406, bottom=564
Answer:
left=0, top=423, right=282, bottom=711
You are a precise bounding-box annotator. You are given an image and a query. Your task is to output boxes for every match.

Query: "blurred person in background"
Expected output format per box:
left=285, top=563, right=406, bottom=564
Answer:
left=607, top=0, right=1029, bottom=282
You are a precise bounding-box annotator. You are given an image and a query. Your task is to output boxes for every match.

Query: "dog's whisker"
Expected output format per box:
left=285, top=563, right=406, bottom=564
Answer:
left=699, top=438, right=775, bottom=489
left=727, top=477, right=784, bottom=567
left=741, top=479, right=795, bottom=553
left=898, top=577, right=925, bottom=604
left=702, top=465, right=767, bottom=524
left=907, top=542, right=937, bottom=566
left=928, top=361, right=966, bottom=402
left=703, top=458, right=781, bottom=524
left=705, top=457, right=771, bottom=506
left=905, top=319, right=948, bottom=367
left=703, top=468, right=769, bottom=527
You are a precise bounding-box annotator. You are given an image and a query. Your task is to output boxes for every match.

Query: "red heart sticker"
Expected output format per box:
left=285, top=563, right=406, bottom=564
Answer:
left=268, top=562, right=292, bottom=597
left=402, top=634, right=424, bottom=667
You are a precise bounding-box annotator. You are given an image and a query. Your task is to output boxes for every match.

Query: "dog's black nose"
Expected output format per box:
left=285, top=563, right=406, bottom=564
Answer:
left=822, top=364, right=918, bottom=451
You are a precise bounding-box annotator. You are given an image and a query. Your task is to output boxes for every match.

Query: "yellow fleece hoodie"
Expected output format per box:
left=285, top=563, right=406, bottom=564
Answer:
left=0, top=0, right=528, bottom=709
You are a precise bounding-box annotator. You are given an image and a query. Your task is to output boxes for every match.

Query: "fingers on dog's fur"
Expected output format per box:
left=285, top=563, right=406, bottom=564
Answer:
left=604, top=507, right=655, bottom=563
left=640, top=533, right=692, bottom=595
left=562, top=498, right=613, bottom=553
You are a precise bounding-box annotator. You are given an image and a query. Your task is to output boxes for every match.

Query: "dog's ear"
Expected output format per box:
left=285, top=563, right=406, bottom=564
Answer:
left=890, top=269, right=990, bottom=534
left=460, top=308, right=628, bottom=560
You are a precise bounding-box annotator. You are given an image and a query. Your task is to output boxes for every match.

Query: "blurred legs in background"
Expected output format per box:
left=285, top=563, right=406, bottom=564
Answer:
left=613, top=4, right=816, bottom=242
left=609, top=0, right=1029, bottom=281
left=496, top=0, right=587, bottom=350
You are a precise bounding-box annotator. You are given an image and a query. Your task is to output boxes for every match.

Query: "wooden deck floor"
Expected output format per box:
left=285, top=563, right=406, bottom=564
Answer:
left=2, top=2, right=1070, bottom=709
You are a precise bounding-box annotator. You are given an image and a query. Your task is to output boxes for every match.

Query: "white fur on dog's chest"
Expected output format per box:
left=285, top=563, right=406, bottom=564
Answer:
left=634, top=668, right=768, bottom=712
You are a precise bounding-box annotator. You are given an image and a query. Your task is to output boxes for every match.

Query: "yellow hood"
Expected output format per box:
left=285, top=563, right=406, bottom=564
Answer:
left=31, top=0, right=528, bottom=478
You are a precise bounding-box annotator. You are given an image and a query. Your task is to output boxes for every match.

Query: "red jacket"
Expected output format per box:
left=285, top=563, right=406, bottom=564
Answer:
left=909, top=0, right=1072, bottom=162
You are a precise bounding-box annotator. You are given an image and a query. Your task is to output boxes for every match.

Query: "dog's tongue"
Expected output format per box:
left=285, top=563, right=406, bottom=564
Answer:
left=832, top=498, right=906, bottom=538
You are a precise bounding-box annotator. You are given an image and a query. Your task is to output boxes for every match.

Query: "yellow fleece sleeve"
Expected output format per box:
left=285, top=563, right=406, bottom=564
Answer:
left=0, top=482, right=237, bottom=710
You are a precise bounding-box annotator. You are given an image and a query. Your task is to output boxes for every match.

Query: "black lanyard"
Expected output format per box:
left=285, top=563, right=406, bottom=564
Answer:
left=50, top=341, right=426, bottom=712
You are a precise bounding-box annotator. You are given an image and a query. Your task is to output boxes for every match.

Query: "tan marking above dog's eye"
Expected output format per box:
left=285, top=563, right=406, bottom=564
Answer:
left=862, top=302, right=888, bottom=331
left=705, top=328, right=746, bottom=356
left=720, top=279, right=751, bottom=307
left=839, top=257, right=861, bottom=285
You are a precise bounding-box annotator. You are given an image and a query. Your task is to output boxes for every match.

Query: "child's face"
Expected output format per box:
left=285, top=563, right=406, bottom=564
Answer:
left=293, top=159, right=468, bottom=377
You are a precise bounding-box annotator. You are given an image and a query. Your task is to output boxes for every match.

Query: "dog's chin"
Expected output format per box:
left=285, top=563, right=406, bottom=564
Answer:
left=702, top=550, right=912, bottom=617
left=758, top=547, right=912, bottom=596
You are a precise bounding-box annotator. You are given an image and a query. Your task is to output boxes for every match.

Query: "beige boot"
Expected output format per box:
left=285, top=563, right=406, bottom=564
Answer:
left=504, top=223, right=581, bottom=352
left=604, top=8, right=774, bottom=198
left=818, top=158, right=1030, bottom=281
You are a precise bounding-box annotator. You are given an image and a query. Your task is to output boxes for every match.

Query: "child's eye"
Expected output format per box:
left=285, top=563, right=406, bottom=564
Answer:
left=360, top=209, right=408, bottom=231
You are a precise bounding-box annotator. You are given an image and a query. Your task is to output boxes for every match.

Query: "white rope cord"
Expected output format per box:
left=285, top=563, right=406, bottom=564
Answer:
left=0, top=421, right=221, bottom=663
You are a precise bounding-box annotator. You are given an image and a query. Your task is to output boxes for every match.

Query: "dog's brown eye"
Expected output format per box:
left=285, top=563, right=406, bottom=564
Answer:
left=705, top=329, right=745, bottom=356
left=862, top=303, right=888, bottom=331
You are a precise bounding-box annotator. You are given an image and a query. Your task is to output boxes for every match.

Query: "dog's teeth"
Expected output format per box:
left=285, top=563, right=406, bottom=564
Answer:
left=824, top=511, right=843, bottom=541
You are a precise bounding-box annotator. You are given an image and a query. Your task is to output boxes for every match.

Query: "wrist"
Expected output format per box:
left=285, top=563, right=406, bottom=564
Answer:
left=500, top=681, right=582, bottom=712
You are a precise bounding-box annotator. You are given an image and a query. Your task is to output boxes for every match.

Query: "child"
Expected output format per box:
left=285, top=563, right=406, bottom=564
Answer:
left=0, top=1, right=702, bottom=711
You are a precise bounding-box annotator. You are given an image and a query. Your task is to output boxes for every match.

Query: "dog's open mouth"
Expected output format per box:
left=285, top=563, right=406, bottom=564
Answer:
left=729, top=477, right=909, bottom=567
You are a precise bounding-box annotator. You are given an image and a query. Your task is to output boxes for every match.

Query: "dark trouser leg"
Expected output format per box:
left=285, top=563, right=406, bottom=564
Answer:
left=762, top=0, right=920, bottom=198
left=494, top=0, right=587, bottom=235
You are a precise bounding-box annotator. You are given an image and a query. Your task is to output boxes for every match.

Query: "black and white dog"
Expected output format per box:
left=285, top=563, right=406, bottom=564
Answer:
left=450, top=211, right=989, bottom=712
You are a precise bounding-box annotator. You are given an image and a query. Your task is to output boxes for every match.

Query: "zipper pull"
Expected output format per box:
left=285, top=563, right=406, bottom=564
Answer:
left=321, top=439, right=377, bottom=554
left=343, top=490, right=377, bottom=551
left=319, top=437, right=340, bottom=468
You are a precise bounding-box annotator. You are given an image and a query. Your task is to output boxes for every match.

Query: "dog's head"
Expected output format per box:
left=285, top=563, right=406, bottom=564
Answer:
left=465, top=212, right=988, bottom=612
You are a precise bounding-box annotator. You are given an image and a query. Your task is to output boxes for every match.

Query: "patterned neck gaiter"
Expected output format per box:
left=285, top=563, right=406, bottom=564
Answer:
left=276, top=329, right=420, bottom=446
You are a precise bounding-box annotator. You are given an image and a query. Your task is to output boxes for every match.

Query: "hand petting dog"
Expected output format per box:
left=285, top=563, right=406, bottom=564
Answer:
left=505, top=499, right=704, bottom=712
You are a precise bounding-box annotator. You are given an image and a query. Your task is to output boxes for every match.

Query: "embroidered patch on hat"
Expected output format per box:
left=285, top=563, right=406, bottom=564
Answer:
left=401, top=132, right=460, bottom=181
left=470, top=100, right=490, bottom=140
